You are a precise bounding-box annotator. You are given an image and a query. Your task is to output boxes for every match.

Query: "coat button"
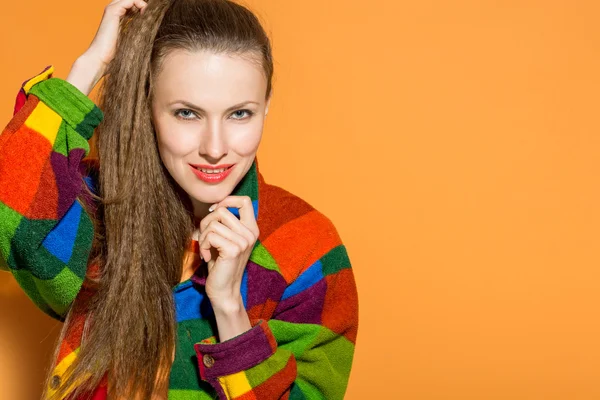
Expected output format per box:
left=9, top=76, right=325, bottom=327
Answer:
left=203, top=354, right=215, bottom=368
left=50, top=375, right=61, bottom=389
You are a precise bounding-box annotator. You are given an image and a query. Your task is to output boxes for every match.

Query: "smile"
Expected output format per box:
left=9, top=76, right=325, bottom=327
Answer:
left=189, top=164, right=235, bottom=183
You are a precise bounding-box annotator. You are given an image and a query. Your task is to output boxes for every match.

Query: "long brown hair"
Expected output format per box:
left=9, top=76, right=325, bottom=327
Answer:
left=43, top=1, right=274, bottom=398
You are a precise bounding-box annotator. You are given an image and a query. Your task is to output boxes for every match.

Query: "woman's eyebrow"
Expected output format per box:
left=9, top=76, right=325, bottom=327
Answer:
left=169, top=100, right=260, bottom=113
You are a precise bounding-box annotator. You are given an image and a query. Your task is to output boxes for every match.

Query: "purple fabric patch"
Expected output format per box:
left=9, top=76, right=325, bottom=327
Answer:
left=190, top=260, right=208, bottom=286
left=194, top=320, right=276, bottom=380
left=245, top=261, right=287, bottom=311
left=51, top=149, right=86, bottom=218
left=272, top=279, right=327, bottom=324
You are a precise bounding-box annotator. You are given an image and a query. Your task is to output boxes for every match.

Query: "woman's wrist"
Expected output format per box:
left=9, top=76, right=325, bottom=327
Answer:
left=66, top=54, right=106, bottom=96
left=211, top=295, right=252, bottom=342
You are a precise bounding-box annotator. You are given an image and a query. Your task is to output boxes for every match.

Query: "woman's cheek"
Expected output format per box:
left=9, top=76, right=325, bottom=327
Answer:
left=230, top=123, right=263, bottom=155
left=157, top=126, right=199, bottom=157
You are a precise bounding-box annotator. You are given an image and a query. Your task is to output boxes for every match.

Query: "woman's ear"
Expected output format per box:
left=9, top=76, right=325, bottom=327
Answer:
left=265, top=97, right=271, bottom=116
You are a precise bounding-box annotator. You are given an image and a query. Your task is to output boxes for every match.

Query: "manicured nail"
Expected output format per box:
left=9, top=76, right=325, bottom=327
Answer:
left=208, top=204, right=217, bottom=212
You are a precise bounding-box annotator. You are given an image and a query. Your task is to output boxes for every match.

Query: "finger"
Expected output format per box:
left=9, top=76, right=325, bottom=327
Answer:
left=210, top=196, right=258, bottom=236
left=199, top=230, right=244, bottom=263
left=106, top=0, right=146, bottom=17
left=135, top=0, right=148, bottom=13
left=200, top=207, right=255, bottom=245
left=198, top=220, right=250, bottom=259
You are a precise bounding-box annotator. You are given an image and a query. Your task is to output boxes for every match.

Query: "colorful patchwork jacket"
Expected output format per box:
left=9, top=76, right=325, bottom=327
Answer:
left=0, top=66, right=359, bottom=399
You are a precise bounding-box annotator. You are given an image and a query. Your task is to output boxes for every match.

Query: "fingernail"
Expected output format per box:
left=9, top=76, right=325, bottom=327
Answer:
left=208, top=204, right=217, bottom=212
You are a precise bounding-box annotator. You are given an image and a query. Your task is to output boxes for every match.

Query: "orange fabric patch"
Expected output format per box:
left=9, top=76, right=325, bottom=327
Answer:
left=261, top=210, right=342, bottom=284
left=255, top=181, right=314, bottom=242
left=0, top=123, right=52, bottom=215
left=247, top=298, right=278, bottom=321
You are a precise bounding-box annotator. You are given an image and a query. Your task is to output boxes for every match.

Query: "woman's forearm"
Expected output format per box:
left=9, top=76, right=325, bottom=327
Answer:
left=66, top=54, right=105, bottom=96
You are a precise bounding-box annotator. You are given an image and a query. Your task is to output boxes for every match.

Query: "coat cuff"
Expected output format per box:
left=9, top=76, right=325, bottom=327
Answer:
left=193, top=319, right=277, bottom=381
left=16, top=65, right=104, bottom=140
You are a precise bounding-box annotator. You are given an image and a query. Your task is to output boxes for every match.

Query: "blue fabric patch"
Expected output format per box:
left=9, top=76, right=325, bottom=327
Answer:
left=41, top=201, right=82, bottom=264
left=281, top=259, right=324, bottom=301
left=240, top=267, right=249, bottom=308
left=174, top=283, right=213, bottom=322
left=83, top=175, right=96, bottom=195
left=226, top=200, right=258, bottom=220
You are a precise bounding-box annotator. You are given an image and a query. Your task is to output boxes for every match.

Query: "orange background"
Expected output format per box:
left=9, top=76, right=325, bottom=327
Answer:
left=1, top=0, right=600, bottom=399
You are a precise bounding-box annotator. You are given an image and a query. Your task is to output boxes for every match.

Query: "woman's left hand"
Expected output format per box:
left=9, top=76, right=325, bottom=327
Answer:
left=197, top=195, right=259, bottom=310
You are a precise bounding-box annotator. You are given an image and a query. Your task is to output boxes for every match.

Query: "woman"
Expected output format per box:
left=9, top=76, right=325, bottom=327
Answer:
left=0, top=0, right=358, bottom=398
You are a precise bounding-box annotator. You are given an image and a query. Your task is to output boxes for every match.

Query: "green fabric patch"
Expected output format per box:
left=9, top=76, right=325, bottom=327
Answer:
left=167, top=389, right=217, bottom=400
left=10, top=207, right=93, bottom=281
left=0, top=202, right=23, bottom=269
left=268, top=320, right=354, bottom=400
left=52, top=119, right=90, bottom=157
left=169, top=318, right=216, bottom=393
left=52, top=122, right=69, bottom=157
left=10, top=218, right=56, bottom=273
left=75, top=107, right=103, bottom=141
left=289, top=381, right=309, bottom=399
left=14, top=240, right=66, bottom=280
left=320, top=245, right=351, bottom=277
left=12, top=268, right=61, bottom=320
left=231, top=160, right=258, bottom=200
left=68, top=208, right=94, bottom=280
left=67, top=122, right=91, bottom=157
left=245, top=349, right=293, bottom=388
left=294, top=379, right=326, bottom=399
left=33, top=267, right=83, bottom=316
left=249, top=242, right=280, bottom=273
left=268, top=320, right=325, bottom=356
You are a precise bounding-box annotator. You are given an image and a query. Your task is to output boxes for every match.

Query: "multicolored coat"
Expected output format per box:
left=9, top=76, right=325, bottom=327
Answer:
left=0, top=66, right=359, bottom=399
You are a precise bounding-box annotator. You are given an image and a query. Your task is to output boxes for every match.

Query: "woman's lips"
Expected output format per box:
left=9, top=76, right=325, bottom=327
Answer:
left=189, top=164, right=235, bottom=183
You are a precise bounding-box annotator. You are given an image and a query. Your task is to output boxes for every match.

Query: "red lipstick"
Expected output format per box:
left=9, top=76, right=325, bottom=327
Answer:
left=189, top=163, right=235, bottom=183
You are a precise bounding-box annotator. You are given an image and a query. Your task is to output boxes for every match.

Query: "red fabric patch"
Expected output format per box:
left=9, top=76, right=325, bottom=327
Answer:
left=26, top=157, right=59, bottom=219
left=13, top=90, right=26, bottom=116
left=259, top=322, right=278, bottom=353
left=322, top=269, right=359, bottom=343
left=255, top=179, right=314, bottom=242
left=233, top=390, right=258, bottom=400
left=250, top=352, right=297, bottom=399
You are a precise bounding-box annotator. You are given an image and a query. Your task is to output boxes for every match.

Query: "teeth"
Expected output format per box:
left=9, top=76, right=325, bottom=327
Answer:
left=198, top=167, right=227, bottom=174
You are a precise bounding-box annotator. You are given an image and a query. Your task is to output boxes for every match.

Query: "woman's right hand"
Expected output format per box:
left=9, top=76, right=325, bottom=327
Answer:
left=66, top=0, right=148, bottom=95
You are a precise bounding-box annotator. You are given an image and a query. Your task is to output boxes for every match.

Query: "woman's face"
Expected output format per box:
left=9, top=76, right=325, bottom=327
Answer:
left=151, top=49, right=270, bottom=210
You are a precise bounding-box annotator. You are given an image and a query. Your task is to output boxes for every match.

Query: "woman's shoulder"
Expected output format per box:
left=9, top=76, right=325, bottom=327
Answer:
left=257, top=181, right=345, bottom=282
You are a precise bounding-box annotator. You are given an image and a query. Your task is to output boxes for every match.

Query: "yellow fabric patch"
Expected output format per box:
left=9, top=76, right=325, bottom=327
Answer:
left=23, top=66, right=54, bottom=94
left=218, top=371, right=254, bottom=399
left=46, top=348, right=79, bottom=398
left=24, top=101, right=62, bottom=145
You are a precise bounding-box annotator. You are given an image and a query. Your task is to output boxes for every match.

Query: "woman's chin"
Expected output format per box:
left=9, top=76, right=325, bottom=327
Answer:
left=186, top=185, right=231, bottom=205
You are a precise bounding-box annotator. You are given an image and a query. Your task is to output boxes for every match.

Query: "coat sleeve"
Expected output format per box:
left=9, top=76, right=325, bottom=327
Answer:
left=193, top=225, right=359, bottom=399
left=0, top=65, right=103, bottom=320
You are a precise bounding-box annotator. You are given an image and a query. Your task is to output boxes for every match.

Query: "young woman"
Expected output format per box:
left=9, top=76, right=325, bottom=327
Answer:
left=0, top=0, right=358, bottom=398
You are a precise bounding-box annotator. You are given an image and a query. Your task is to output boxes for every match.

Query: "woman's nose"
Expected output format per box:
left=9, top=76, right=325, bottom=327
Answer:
left=199, top=120, right=227, bottom=159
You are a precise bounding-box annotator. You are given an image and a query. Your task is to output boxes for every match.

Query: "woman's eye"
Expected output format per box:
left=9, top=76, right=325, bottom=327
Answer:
left=175, top=109, right=197, bottom=120
left=231, top=109, right=254, bottom=120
